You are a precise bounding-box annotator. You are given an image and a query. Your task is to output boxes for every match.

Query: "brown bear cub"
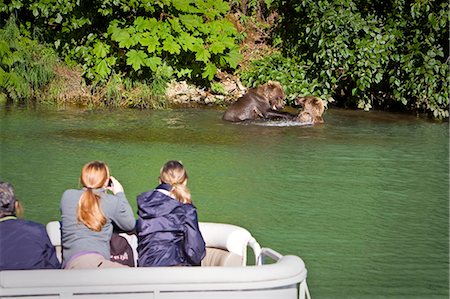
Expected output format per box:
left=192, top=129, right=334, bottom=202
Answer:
left=294, top=96, right=325, bottom=124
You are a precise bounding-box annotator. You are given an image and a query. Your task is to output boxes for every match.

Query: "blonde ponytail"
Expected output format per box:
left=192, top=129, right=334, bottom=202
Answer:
left=170, top=183, right=191, bottom=204
left=77, top=161, right=109, bottom=231
left=159, top=160, right=192, bottom=204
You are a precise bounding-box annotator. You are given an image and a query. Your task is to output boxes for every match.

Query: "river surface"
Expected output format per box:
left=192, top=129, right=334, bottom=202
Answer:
left=0, top=105, right=448, bottom=298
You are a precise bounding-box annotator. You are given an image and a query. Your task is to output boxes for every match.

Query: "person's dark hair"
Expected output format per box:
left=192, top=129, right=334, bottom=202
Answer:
left=0, top=182, right=23, bottom=218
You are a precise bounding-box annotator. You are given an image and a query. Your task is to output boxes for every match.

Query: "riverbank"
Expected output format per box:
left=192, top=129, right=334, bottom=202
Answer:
left=0, top=60, right=447, bottom=122
left=0, top=64, right=248, bottom=110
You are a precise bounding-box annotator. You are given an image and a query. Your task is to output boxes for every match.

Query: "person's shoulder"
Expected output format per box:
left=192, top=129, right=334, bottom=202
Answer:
left=105, top=190, right=128, bottom=201
left=60, top=189, right=82, bottom=203
left=63, top=188, right=79, bottom=192
left=12, top=218, right=47, bottom=234
left=183, top=201, right=196, bottom=208
left=19, top=218, right=45, bottom=227
left=62, top=188, right=81, bottom=197
left=100, top=192, right=120, bottom=207
left=103, top=191, right=131, bottom=211
left=137, top=189, right=156, bottom=197
left=181, top=202, right=198, bottom=214
left=137, top=189, right=162, bottom=203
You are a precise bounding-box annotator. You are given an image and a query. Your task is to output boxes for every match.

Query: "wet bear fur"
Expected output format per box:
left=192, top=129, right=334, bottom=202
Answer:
left=222, top=81, right=287, bottom=122
left=294, top=96, right=325, bottom=124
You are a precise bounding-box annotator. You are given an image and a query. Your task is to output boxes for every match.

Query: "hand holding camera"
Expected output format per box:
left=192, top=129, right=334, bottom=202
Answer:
left=106, top=176, right=124, bottom=195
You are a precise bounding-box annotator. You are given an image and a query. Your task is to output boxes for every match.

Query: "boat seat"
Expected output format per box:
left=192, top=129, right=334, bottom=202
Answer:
left=201, top=247, right=242, bottom=266
left=46, top=221, right=262, bottom=267
left=46, top=221, right=63, bottom=263
left=199, top=222, right=262, bottom=266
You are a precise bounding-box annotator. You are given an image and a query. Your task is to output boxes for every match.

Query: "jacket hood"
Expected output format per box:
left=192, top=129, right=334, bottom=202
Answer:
left=137, top=184, right=184, bottom=219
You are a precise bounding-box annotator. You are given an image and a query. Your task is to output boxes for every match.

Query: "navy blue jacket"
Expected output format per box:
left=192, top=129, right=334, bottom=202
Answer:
left=136, top=184, right=205, bottom=267
left=0, top=217, right=61, bottom=270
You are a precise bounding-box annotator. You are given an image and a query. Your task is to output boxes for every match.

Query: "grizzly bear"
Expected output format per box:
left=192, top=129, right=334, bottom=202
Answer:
left=223, top=81, right=289, bottom=122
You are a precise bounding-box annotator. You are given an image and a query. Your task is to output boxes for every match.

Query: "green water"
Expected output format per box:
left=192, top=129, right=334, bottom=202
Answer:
left=0, top=106, right=448, bottom=298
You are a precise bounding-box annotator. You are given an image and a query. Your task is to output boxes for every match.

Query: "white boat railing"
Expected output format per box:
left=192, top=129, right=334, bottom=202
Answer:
left=0, top=221, right=311, bottom=299
left=260, top=247, right=312, bottom=299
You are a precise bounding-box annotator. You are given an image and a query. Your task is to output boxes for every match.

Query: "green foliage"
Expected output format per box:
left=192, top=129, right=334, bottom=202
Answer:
left=386, top=1, right=449, bottom=118
left=101, top=62, right=172, bottom=109
left=229, top=0, right=275, bottom=18
left=211, top=82, right=226, bottom=95
left=240, top=52, right=325, bottom=104
left=271, top=0, right=449, bottom=118
left=0, top=16, right=57, bottom=102
left=4, top=0, right=243, bottom=85
left=2, top=0, right=448, bottom=118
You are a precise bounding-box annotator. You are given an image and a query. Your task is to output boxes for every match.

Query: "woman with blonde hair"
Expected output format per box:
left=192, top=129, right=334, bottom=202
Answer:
left=137, top=160, right=205, bottom=266
left=60, top=161, right=135, bottom=269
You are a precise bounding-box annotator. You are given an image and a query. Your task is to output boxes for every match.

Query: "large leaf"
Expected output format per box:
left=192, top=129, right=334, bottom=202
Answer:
left=217, top=18, right=239, bottom=36
left=179, top=14, right=203, bottom=31
left=219, top=36, right=237, bottom=49
left=126, top=50, right=148, bottom=71
left=222, top=48, right=241, bottom=69
left=169, top=18, right=183, bottom=33
left=107, top=21, right=120, bottom=36
left=111, top=28, right=138, bottom=49
left=140, top=35, right=160, bottom=53
left=111, top=29, right=129, bottom=44
left=212, top=0, right=229, bottom=15
left=193, top=44, right=210, bottom=63
left=197, top=0, right=229, bottom=18
left=94, top=58, right=111, bottom=78
left=209, top=41, right=226, bottom=54
left=93, top=42, right=109, bottom=58
left=145, top=56, right=162, bottom=72
left=156, top=22, right=172, bottom=40
left=134, top=17, right=157, bottom=32
left=172, top=0, right=190, bottom=12
left=177, top=32, right=201, bottom=51
left=202, top=62, right=217, bottom=80
left=162, top=36, right=181, bottom=54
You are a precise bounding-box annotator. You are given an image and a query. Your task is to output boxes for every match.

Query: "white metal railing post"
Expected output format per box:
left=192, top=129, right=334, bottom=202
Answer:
left=247, top=237, right=263, bottom=265
left=299, top=280, right=312, bottom=299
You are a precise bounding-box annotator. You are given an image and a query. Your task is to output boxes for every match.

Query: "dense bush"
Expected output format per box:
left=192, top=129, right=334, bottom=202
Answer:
left=1, top=0, right=243, bottom=85
left=0, top=16, right=57, bottom=102
left=251, top=0, right=449, bottom=118
left=240, top=52, right=326, bottom=104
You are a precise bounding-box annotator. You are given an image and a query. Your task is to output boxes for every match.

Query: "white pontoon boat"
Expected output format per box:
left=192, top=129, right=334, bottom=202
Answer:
left=0, top=222, right=311, bottom=299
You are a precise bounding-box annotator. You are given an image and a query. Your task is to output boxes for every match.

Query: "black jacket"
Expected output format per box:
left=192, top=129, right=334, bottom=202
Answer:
left=0, top=217, right=61, bottom=270
left=136, top=184, right=205, bottom=267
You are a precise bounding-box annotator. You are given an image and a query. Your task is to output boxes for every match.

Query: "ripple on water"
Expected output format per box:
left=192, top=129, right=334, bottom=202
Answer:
left=252, top=120, right=315, bottom=127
